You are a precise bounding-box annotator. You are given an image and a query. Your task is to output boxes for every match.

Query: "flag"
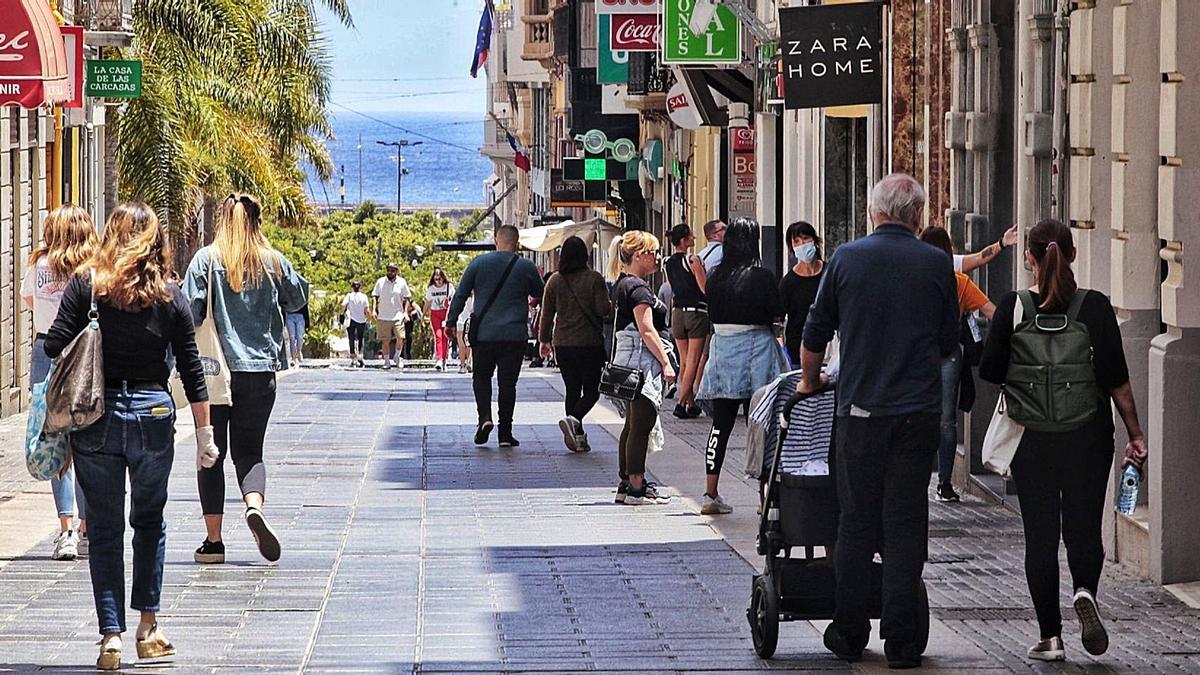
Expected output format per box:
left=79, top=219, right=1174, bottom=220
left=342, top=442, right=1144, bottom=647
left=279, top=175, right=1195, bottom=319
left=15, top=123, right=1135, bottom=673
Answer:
left=470, top=4, right=492, bottom=78
left=506, top=132, right=531, bottom=172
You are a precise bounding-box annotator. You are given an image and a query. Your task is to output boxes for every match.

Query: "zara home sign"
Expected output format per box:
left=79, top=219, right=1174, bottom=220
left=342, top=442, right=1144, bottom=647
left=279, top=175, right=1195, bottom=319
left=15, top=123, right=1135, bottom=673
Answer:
left=778, top=3, right=883, bottom=110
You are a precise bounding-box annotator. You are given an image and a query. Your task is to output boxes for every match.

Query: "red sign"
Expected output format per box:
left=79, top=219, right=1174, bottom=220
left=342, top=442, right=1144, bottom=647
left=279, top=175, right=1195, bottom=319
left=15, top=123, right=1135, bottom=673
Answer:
left=61, top=26, right=83, bottom=109
left=611, top=14, right=661, bottom=52
left=0, top=0, right=71, bottom=109
left=729, top=127, right=756, bottom=219
left=596, top=0, right=660, bottom=14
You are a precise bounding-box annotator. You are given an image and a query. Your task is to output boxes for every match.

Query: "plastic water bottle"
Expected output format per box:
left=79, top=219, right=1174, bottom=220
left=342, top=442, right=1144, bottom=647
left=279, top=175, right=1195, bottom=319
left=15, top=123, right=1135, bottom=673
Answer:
left=1116, top=465, right=1141, bottom=515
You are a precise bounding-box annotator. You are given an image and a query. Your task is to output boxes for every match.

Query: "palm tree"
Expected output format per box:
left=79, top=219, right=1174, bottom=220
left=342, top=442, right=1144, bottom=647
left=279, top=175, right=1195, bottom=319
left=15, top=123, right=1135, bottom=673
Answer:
left=116, top=0, right=352, bottom=263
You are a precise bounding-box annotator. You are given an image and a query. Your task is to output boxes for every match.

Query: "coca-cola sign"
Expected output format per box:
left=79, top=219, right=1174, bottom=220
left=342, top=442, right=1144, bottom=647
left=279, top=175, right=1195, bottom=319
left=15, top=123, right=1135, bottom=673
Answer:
left=596, top=0, right=660, bottom=15
left=610, top=14, right=661, bottom=52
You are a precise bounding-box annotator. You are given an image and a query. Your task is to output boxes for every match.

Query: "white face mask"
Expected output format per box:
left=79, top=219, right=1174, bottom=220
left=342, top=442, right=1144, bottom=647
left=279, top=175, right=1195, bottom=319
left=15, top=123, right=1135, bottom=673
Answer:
left=794, top=242, right=818, bottom=264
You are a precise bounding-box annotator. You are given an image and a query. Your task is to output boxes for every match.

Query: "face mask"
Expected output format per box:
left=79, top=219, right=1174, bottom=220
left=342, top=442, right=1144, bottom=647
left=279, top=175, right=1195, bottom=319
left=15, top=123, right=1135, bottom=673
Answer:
left=794, top=242, right=818, bottom=264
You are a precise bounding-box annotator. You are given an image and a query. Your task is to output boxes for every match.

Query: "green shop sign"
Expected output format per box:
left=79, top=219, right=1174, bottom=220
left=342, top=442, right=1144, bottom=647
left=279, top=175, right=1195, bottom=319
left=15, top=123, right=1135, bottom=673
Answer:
left=85, top=60, right=143, bottom=99
left=597, top=15, right=630, bottom=84
left=662, top=0, right=741, bottom=65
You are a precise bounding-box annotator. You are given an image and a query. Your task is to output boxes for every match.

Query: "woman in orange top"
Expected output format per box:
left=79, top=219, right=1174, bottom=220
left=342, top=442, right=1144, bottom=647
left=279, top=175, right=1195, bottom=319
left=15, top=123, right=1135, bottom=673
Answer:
left=921, top=226, right=994, bottom=502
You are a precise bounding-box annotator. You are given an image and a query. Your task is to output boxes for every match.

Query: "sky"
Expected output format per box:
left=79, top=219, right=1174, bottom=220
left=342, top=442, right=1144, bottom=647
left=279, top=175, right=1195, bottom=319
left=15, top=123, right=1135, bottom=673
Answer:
left=317, top=0, right=488, bottom=114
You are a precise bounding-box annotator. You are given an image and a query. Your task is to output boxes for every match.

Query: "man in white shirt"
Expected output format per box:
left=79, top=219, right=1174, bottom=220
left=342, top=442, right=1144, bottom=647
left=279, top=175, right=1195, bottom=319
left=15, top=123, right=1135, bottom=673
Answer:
left=341, top=280, right=371, bottom=367
left=372, top=263, right=413, bottom=369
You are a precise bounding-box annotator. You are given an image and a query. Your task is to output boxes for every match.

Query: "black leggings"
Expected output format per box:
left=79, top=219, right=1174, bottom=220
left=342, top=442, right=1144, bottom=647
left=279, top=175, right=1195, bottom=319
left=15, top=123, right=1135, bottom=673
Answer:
left=556, top=345, right=606, bottom=421
left=348, top=320, right=367, bottom=356
left=705, top=398, right=747, bottom=476
left=618, top=396, right=657, bottom=479
left=198, top=372, right=277, bottom=515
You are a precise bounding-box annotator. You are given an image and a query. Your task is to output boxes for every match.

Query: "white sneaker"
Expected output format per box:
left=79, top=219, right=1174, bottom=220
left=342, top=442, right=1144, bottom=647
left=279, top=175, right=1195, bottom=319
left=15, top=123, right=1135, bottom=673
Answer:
left=52, top=530, right=78, bottom=561
left=700, top=494, right=733, bottom=515
left=395, top=358, right=405, bottom=370
left=458, top=362, right=469, bottom=374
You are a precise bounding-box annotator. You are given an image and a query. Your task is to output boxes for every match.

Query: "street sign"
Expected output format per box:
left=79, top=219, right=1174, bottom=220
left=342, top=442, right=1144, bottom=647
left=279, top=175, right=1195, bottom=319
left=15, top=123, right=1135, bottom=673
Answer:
left=85, top=60, right=143, bottom=99
left=597, top=15, right=630, bottom=84
left=662, top=0, right=741, bottom=65
left=778, top=4, right=883, bottom=110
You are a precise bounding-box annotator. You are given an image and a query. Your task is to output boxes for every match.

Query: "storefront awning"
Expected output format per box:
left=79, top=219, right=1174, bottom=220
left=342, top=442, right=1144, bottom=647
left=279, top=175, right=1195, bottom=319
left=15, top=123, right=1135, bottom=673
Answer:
left=677, top=67, right=754, bottom=127
left=518, top=218, right=622, bottom=253
left=0, top=0, right=71, bottom=109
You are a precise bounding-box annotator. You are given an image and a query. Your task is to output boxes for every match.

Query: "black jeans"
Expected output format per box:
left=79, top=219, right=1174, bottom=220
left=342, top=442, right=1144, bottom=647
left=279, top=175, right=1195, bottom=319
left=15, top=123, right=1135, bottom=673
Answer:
left=348, top=320, right=367, bottom=356
left=555, top=345, right=606, bottom=421
left=705, top=398, right=746, bottom=476
left=833, top=412, right=938, bottom=644
left=471, top=341, right=525, bottom=433
left=402, top=319, right=415, bottom=359
left=198, top=372, right=277, bottom=515
left=1009, top=425, right=1113, bottom=638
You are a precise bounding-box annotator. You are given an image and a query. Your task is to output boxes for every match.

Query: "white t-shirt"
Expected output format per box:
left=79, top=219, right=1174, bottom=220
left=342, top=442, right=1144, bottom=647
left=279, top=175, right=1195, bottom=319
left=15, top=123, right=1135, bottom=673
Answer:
left=21, top=258, right=69, bottom=334
left=953, top=254, right=964, bottom=273
left=456, top=296, right=475, bottom=328
left=372, top=276, right=412, bottom=321
left=426, top=283, right=454, bottom=312
left=342, top=291, right=370, bottom=324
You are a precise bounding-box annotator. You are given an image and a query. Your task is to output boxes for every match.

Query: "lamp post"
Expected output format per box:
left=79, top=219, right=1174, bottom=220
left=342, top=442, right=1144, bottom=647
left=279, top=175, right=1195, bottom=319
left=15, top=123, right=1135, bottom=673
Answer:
left=376, top=140, right=423, bottom=211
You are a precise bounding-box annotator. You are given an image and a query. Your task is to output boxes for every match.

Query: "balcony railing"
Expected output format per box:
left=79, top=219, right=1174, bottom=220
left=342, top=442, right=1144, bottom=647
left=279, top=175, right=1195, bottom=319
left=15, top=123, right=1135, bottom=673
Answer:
left=481, top=117, right=516, bottom=160
left=522, top=0, right=553, bottom=62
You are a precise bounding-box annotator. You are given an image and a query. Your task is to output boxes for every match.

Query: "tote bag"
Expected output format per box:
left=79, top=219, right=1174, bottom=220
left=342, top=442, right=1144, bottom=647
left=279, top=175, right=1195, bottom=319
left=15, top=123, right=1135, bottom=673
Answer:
left=196, top=251, right=232, bottom=405
left=25, top=362, right=71, bottom=481
left=981, top=298, right=1026, bottom=475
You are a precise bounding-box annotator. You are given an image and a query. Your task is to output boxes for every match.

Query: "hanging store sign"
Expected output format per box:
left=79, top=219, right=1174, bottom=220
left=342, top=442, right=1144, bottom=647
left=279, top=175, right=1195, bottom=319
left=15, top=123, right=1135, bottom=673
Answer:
left=596, top=0, right=660, bottom=14
left=610, top=13, right=661, bottom=52
left=662, top=0, right=741, bottom=65
left=665, top=79, right=702, bottom=129
left=729, top=127, right=756, bottom=219
left=60, top=26, right=84, bottom=109
left=597, top=15, right=630, bottom=84
left=777, top=3, right=883, bottom=110
left=85, top=60, right=143, bottom=99
left=550, top=169, right=590, bottom=207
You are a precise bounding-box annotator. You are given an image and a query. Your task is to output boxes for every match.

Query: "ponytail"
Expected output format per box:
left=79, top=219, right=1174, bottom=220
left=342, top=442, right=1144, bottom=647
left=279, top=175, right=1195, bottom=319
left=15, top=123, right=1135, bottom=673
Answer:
left=1027, top=219, right=1077, bottom=311
left=605, top=230, right=661, bottom=282
left=606, top=234, right=625, bottom=282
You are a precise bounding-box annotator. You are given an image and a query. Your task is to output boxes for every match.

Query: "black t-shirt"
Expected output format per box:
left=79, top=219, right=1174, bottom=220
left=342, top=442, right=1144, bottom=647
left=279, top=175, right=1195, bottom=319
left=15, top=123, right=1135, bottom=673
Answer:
left=665, top=253, right=705, bottom=309
left=706, top=266, right=783, bottom=326
left=612, top=273, right=667, bottom=332
left=779, top=268, right=823, bottom=345
left=980, top=289, right=1130, bottom=398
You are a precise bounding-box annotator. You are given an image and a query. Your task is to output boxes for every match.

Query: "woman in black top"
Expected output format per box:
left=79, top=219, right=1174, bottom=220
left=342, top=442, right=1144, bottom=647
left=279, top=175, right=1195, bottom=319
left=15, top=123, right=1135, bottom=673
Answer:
left=979, top=219, right=1147, bottom=663
left=44, top=203, right=217, bottom=670
left=665, top=223, right=709, bottom=419
left=695, top=218, right=786, bottom=515
left=778, top=221, right=824, bottom=366
left=606, top=231, right=675, bottom=506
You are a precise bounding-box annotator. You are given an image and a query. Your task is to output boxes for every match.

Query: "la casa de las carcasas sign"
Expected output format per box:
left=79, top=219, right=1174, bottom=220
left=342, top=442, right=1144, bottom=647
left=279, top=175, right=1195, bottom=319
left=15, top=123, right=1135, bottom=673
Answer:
left=778, top=3, right=883, bottom=110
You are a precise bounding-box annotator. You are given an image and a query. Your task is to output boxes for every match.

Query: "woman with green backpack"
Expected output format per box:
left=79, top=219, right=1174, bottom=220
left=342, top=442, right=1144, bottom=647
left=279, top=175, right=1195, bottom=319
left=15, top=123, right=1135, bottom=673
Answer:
left=979, top=218, right=1148, bottom=663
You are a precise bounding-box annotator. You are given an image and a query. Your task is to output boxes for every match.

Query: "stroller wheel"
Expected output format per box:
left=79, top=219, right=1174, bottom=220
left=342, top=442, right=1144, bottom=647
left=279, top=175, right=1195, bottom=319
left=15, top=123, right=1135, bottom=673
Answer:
left=915, top=580, right=931, bottom=655
left=748, top=573, right=779, bottom=658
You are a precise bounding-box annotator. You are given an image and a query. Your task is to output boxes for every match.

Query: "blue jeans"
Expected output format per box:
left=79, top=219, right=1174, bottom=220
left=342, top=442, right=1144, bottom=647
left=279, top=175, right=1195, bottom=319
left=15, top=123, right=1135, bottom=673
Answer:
left=937, top=346, right=963, bottom=484
left=285, top=313, right=305, bottom=360
left=32, top=337, right=88, bottom=521
left=72, top=384, right=175, bottom=635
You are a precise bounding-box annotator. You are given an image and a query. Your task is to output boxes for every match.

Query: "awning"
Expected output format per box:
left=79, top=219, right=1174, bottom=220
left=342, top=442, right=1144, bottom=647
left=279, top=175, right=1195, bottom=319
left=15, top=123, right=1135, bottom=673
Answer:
left=518, top=218, right=622, bottom=252
left=0, top=0, right=71, bottom=109
left=677, top=67, right=754, bottom=127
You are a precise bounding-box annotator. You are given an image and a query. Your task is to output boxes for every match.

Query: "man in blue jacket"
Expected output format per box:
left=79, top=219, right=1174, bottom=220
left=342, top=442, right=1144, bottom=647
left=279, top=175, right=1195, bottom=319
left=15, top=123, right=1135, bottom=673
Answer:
left=447, top=226, right=545, bottom=448
left=799, top=173, right=958, bottom=669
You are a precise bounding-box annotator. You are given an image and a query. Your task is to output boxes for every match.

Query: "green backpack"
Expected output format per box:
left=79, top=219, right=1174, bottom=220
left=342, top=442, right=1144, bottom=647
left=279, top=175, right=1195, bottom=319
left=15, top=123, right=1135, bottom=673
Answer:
left=1003, top=290, right=1101, bottom=432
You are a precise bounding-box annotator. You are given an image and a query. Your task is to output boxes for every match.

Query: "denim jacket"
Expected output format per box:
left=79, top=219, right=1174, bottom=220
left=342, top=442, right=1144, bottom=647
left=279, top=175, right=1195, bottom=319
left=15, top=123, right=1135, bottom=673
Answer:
left=183, top=246, right=309, bottom=372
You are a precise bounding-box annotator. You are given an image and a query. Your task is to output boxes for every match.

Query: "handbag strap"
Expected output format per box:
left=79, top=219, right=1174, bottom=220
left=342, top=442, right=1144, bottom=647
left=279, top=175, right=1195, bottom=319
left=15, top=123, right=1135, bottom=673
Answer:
left=88, top=269, right=98, bottom=322
left=473, top=253, right=520, bottom=328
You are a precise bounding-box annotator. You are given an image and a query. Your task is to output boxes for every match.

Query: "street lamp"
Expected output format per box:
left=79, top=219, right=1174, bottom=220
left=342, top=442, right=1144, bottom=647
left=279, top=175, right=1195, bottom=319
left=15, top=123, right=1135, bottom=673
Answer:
left=376, top=140, right=423, bottom=211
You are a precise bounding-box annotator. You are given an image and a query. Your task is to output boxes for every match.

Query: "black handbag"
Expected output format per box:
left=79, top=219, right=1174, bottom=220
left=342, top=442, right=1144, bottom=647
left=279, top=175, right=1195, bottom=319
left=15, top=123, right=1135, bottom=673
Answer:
left=599, top=282, right=644, bottom=402
left=467, top=254, right=520, bottom=345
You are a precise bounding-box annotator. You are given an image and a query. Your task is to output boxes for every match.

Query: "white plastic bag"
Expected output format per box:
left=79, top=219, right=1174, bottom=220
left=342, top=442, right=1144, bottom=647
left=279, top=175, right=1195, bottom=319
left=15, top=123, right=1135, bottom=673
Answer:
left=980, top=298, right=1026, bottom=475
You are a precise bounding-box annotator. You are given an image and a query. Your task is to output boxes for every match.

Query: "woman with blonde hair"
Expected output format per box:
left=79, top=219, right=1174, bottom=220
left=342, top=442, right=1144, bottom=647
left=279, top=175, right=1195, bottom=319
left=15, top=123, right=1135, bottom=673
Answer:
left=184, top=193, right=308, bottom=565
left=21, top=204, right=97, bottom=561
left=43, top=202, right=216, bottom=670
left=606, top=231, right=675, bottom=505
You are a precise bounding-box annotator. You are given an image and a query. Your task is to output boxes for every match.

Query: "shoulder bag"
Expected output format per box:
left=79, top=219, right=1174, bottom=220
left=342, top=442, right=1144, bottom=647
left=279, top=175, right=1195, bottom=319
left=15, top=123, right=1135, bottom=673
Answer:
left=599, top=281, right=645, bottom=402
left=195, top=249, right=232, bottom=405
left=468, top=254, right=520, bottom=345
left=44, top=272, right=105, bottom=434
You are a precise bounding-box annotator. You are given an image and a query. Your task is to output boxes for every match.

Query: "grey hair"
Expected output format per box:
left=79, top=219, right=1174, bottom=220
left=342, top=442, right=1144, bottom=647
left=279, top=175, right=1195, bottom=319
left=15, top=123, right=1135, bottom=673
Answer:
left=868, top=173, right=926, bottom=227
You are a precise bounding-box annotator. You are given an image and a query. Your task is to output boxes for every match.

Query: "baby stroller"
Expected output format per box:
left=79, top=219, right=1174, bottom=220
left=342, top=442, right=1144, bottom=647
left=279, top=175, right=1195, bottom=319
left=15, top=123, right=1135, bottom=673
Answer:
left=747, top=384, right=930, bottom=658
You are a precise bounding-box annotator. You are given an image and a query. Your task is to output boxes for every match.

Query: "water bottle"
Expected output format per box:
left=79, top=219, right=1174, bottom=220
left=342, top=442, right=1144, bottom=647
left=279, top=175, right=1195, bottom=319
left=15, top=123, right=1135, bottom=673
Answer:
left=1116, top=465, right=1141, bottom=515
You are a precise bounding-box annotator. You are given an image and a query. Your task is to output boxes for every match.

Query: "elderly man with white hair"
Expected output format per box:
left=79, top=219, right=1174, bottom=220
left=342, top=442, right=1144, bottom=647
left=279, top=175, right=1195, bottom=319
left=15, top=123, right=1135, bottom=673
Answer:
left=798, top=173, right=959, bottom=669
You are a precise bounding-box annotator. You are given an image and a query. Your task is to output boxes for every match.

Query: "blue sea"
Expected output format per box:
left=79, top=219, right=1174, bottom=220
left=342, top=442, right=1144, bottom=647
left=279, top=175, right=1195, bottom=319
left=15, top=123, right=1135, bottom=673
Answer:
left=305, top=111, right=491, bottom=208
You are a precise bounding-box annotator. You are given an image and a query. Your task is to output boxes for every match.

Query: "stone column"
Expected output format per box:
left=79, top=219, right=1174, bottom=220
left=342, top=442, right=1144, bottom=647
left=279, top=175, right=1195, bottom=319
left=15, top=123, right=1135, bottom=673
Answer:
left=1150, top=0, right=1200, bottom=585
left=1016, top=0, right=1056, bottom=287
left=1068, top=1, right=1113, bottom=295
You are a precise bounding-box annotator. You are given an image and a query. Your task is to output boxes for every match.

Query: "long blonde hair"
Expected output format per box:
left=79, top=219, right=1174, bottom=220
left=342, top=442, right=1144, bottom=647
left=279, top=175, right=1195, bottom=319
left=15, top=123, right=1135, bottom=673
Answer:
left=213, top=193, right=278, bottom=293
left=606, top=230, right=660, bottom=281
left=90, top=203, right=173, bottom=310
left=30, top=204, right=98, bottom=279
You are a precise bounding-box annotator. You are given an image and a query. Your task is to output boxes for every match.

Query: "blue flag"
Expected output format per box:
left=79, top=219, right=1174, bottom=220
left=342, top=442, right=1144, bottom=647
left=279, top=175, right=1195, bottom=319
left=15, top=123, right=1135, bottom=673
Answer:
left=470, top=4, right=492, bottom=78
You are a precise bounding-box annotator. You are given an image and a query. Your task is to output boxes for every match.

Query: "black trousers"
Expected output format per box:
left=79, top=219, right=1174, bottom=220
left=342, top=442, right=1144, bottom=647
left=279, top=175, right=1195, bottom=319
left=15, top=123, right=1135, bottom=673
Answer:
left=348, top=320, right=367, bottom=356
left=198, top=372, right=277, bottom=515
left=471, top=341, right=525, bottom=432
left=1009, top=424, right=1113, bottom=638
left=833, top=413, right=938, bottom=644
left=555, top=345, right=606, bottom=421
left=402, top=319, right=414, bottom=359
left=705, top=398, right=746, bottom=476
left=618, top=396, right=657, bottom=479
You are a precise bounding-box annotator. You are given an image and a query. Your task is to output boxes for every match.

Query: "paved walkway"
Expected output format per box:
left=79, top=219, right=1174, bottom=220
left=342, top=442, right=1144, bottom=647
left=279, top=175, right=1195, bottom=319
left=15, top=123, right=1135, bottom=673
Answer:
left=0, top=366, right=1196, bottom=673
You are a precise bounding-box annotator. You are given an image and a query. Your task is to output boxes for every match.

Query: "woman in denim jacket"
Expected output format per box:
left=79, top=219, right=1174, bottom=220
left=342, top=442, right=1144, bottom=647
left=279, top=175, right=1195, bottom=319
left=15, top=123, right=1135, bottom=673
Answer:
left=184, top=194, right=309, bottom=565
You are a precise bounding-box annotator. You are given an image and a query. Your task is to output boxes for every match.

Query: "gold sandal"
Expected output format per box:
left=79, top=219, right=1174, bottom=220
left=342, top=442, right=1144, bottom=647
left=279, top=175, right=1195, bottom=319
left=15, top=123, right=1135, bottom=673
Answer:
left=135, top=624, right=176, bottom=660
left=97, top=634, right=121, bottom=671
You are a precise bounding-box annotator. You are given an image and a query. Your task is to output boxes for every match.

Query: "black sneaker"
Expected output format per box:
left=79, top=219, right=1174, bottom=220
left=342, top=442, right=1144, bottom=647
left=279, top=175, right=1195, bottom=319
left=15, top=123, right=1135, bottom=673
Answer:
left=1073, top=588, right=1109, bottom=655
left=498, top=434, right=520, bottom=448
left=474, top=421, right=494, bottom=446
left=823, top=622, right=868, bottom=662
left=245, top=507, right=281, bottom=563
left=614, top=481, right=629, bottom=503
left=672, top=404, right=690, bottom=420
left=687, top=405, right=703, bottom=418
left=194, top=539, right=226, bottom=564
left=884, top=639, right=922, bottom=669
left=935, top=482, right=961, bottom=502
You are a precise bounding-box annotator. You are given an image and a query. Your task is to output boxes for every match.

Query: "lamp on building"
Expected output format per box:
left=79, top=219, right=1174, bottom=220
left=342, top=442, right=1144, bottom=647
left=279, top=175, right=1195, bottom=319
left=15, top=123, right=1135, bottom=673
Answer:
left=90, top=0, right=133, bottom=32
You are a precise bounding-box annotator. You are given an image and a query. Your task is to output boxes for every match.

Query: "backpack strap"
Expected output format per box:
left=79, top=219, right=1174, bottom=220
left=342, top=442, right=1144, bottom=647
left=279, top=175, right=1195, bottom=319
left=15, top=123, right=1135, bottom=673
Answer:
left=1066, top=289, right=1089, bottom=321
left=1017, top=289, right=1038, bottom=320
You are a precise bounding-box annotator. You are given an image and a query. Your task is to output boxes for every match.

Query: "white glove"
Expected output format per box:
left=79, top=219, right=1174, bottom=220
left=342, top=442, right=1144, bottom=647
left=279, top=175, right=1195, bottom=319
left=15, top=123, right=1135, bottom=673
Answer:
left=195, top=426, right=220, bottom=471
